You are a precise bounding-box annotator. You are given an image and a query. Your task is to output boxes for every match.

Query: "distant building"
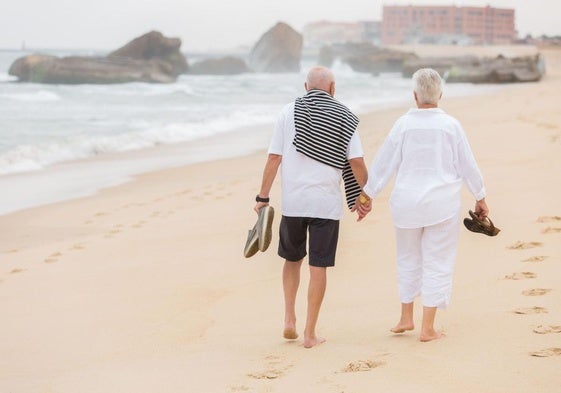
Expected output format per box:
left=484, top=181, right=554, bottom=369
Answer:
left=303, top=20, right=381, bottom=48
left=381, top=5, right=516, bottom=45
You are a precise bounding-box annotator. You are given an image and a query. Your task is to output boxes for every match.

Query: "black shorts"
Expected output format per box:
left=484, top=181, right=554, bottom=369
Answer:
left=278, top=216, right=340, bottom=267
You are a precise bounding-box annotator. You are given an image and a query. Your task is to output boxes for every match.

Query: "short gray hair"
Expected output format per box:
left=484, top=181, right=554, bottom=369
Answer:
left=412, top=68, right=442, bottom=105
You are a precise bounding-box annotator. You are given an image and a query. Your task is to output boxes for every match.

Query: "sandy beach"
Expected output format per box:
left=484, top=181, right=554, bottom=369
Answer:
left=1, top=46, right=560, bottom=392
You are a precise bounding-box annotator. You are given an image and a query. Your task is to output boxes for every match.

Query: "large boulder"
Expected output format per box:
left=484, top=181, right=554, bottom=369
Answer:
left=401, top=56, right=480, bottom=78
left=189, top=56, right=250, bottom=75
left=9, top=54, right=176, bottom=84
left=8, top=31, right=188, bottom=84
left=319, top=43, right=417, bottom=75
left=108, top=30, right=188, bottom=76
left=248, top=22, right=302, bottom=73
left=403, top=54, right=545, bottom=83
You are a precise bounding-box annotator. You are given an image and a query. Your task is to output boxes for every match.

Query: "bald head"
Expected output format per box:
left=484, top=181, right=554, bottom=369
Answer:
left=305, top=66, right=335, bottom=96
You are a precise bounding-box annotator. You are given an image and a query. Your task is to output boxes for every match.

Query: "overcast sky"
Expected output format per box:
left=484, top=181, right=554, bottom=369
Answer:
left=1, top=0, right=560, bottom=52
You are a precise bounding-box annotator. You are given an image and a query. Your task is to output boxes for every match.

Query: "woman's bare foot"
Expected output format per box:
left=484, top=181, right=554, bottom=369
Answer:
left=283, top=322, right=298, bottom=340
left=419, top=330, right=446, bottom=342
left=283, top=328, right=298, bottom=340
left=390, top=322, right=414, bottom=334
left=303, top=336, right=326, bottom=349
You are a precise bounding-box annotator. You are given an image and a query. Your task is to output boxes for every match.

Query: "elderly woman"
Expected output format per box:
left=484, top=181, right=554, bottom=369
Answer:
left=357, top=68, right=489, bottom=341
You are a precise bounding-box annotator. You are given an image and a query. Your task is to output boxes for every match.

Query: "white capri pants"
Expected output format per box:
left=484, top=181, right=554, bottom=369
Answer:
left=394, top=213, right=460, bottom=309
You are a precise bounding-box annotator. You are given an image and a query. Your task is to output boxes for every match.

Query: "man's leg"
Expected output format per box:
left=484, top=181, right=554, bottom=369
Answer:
left=304, top=265, right=327, bottom=348
left=283, top=259, right=302, bottom=339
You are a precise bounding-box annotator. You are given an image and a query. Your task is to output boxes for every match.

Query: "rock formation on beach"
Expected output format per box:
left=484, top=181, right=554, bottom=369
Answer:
left=402, top=54, right=545, bottom=83
left=248, top=22, right=303, bottom=73
left=319, top=43, right=417, bottom=75
left=189, top=56, right=250, bottom=75
left=8, top=31, right=188, bottom=84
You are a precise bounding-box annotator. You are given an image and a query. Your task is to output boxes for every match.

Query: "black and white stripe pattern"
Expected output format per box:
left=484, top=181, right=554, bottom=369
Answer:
left=293, top=89, right=361, bottom=209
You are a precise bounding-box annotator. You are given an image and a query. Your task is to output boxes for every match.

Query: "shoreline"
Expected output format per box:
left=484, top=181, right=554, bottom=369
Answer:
left=0, top=82, right=505, bottom=217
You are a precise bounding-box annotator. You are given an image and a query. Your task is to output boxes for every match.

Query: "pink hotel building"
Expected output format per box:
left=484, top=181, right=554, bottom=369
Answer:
left=381, top=5, right=516, bottom=45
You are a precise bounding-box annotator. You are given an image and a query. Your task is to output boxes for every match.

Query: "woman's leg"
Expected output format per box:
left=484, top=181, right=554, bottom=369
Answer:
left=392, top=226, right=423, bottom=333
left=420, top=214, right=460, bottom=341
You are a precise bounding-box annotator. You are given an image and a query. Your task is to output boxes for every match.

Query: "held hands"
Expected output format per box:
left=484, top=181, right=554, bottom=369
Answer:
left=351, top=193, right=372, bottom=221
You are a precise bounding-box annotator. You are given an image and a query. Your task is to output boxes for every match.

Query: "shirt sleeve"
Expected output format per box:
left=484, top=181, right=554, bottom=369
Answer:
left=362, top=123, right=402, bottom=199
left=456, top=125, right=486, bottom=201
left=347, top=130, right=364, bottom=160
left=268, top=103, right=291, bottom=155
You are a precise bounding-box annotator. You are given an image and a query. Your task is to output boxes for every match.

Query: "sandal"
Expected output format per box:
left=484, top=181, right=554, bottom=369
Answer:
left=243, top=223, right=259, bottom=258
left=243, top=205, right=275, bottom=258
left=463, top=210, right=500, bottom=236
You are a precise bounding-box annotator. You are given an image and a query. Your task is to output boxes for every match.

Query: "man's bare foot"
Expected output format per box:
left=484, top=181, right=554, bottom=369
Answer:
left=303, top=336, right=326, bottom=348
left=390, top=323, right=414, bottom=333
left=419, top=330, right=445, bottom=342
left=283, top=328, right=298, bottom=340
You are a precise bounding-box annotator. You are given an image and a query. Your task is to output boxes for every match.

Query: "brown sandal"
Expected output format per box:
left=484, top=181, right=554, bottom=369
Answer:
left=463, top=210, right=500, bottom=236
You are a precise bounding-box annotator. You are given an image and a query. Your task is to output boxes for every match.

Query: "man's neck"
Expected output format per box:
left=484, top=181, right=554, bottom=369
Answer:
left=417, top=103, right=438, bottom=109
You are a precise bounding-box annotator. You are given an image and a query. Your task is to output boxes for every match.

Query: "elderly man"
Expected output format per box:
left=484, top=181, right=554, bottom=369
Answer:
left=356, top=68, right=489, bottom=341
left=254, top=66, right=369, bottom=348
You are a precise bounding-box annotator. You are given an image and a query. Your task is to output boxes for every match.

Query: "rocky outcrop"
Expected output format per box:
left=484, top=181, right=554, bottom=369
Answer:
left=108, top=31, right=188, bottom=76
left=248, top=22, right=302, bottom=73
left=189, top=56, right=250, bottom=75
left=402, top=54, right=545, bottom=83
left=319, top=43, right=417, bottom=75
left=8, top=31, right=188, bottom=84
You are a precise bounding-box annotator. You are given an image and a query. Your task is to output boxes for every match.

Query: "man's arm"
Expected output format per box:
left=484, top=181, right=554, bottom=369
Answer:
left=349, top=157, right=371, bottom=221
left=349, top=157, right=368, bottom=188
left=254, top=153, right=282, bottom=213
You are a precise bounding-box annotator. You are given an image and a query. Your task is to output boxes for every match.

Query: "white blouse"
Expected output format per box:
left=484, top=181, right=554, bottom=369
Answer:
left=363, top=108, right=486, bottom=228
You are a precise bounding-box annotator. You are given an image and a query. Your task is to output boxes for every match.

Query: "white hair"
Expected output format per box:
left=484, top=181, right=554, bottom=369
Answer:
left=412, top=68, right=443, bottom=105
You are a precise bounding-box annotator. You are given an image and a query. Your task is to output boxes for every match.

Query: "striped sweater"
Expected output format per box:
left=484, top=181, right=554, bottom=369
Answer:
left=293, top=89, right=361, bottom=209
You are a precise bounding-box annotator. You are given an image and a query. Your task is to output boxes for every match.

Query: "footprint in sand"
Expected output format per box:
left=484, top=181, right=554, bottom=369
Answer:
left=132, top=220, right=146, bottom=228
left=522, top=288, right=552, bottom=296
left=69, top=243, right=85, bottom=251
left=341, top=359, right=385, bottom=373
left=536, top=216, right=561, bottom=223
left=44, top=252, right=62, bottom=263
left=541, top=227, right=561, bottom=234
left=522, top=256, right=548, bottom=263
left=229, top=386, right=250, bottom=392
left=513, top=306, right=548, bottom=315
left=508, top=241, right=543, bottom=250
left=530, top=348, right=561, bottom=357
left=247, top=355, right=292, bottom=380
left=537, top=122, right=558, bottom=130
left=504, top=272, right=537, bottom=280
left=533, top=325, right=561, bottom=334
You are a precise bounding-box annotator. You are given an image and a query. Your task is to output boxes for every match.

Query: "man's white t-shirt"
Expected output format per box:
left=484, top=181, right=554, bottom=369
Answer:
left=268, top=102, right=364, bottom=220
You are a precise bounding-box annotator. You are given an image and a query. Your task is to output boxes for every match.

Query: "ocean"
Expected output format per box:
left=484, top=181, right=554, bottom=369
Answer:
left=0, top=49, right=503, bottom=215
